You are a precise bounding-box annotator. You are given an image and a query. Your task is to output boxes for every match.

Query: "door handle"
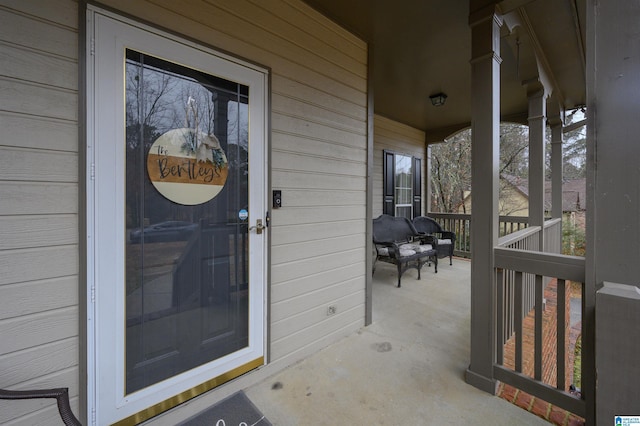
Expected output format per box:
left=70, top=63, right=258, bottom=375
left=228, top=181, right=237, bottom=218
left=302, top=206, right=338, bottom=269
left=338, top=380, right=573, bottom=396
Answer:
left=249, top=219, right=265, bottom=234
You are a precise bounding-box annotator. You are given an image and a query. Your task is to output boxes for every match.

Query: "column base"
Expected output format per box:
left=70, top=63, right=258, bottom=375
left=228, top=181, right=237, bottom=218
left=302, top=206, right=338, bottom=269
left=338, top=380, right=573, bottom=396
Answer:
left=465, top=367, right=498, bottom=395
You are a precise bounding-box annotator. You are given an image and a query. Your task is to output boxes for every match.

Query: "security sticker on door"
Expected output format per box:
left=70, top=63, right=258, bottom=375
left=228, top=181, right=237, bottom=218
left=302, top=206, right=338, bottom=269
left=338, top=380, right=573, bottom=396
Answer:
left=239, top=209, right=249, bottom=221
left=616, top=416, right=640, bottom=426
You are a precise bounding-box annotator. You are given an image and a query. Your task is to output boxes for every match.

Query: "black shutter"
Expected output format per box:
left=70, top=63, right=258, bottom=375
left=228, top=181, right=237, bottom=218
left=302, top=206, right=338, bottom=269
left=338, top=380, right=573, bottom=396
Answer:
left=383, top=150, right=395, bottom=215
left=412, top=157, right=422, bottom=218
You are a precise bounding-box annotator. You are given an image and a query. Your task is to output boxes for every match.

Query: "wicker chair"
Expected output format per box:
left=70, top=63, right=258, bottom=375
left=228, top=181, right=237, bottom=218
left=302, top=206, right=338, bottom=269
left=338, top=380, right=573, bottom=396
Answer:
left=0, top=387, right=81, bottom=426
left=372, top=214, right=437, bottom=287
left=412, top=216, right=456, bottom=266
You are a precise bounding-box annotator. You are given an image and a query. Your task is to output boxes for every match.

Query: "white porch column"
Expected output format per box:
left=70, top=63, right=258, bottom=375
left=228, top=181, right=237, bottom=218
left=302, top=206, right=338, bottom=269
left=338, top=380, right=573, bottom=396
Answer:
left=549, top=117, right=563, bottom=220
left=526, top=82, right=547, bottom=250
left=465, top=2, right=502, bottom=394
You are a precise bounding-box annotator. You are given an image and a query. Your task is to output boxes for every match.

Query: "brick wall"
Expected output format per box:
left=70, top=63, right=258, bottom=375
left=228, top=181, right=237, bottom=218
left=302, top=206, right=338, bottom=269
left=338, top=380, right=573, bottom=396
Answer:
left=502, top=278, right=572, bottom=388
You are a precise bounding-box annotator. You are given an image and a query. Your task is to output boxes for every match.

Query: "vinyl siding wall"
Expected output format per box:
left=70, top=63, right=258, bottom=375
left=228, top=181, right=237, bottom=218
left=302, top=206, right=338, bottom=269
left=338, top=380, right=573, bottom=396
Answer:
left=0, top=0, right=81, bottom=424
left=373, top=115, right=426, bottom=218
left=0, top=0, right=367, bottom=422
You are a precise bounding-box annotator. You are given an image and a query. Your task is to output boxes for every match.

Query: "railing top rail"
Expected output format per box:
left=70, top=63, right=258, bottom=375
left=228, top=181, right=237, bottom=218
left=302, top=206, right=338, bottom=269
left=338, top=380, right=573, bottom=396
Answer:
left=543, top=217, right=562, bottom=228
left=428, top=212, right=531, bottom=224
left=500, top=215, right=529, bottom=224
left=497, top=225, right=542, bottom=247
left=427, top=212, right=471, bottom=221
left=494, top=246, right=586, bottom=282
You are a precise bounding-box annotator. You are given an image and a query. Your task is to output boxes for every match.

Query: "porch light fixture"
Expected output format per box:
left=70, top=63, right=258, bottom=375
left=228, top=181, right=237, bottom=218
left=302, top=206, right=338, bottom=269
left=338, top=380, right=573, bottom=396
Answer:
left=429, top=93, right=447, bottom=107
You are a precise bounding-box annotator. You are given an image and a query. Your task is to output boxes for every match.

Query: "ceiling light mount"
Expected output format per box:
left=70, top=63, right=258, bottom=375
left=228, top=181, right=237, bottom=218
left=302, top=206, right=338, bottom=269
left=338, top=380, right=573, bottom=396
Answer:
left=429, top=93, right=447, bottom=107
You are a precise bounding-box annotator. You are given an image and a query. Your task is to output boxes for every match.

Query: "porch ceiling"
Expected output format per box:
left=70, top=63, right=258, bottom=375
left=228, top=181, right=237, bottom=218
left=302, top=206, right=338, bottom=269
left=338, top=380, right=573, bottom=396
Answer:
left=303, top=0, right=586, bottom=141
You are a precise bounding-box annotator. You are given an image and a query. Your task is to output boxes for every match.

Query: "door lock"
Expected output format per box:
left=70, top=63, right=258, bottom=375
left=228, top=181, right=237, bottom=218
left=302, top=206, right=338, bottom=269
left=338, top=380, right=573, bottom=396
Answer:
left=250, top=219, right=265, bottom=234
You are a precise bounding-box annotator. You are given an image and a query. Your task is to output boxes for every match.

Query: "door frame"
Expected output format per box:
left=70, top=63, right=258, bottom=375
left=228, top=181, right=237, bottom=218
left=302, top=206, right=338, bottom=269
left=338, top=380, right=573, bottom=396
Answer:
left=85, top=7, right=270, bottom=424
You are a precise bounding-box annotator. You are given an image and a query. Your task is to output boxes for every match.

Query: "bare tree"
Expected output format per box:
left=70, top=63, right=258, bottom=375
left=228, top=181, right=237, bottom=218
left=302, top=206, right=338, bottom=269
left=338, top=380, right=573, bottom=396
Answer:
left=430, top=123, right=531, bottom=214
left=430, top=131, right=472, bottom=212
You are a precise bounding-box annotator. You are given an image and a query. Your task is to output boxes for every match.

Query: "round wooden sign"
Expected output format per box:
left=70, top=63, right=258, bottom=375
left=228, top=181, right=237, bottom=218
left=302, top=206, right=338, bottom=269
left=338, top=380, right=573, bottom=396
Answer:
left=147, top=128, right=228, bottom=205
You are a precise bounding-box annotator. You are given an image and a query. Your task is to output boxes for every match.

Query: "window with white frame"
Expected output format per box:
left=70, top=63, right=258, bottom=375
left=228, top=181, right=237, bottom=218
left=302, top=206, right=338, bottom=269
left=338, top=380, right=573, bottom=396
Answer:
left=383, top=150, right=422, bottom=219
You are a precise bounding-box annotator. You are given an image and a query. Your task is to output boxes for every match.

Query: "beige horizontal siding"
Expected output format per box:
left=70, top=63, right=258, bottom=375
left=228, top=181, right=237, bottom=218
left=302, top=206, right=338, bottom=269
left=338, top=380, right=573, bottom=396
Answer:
left=0, top=246, right=77, bottom=287
left=272, top=170, right=365, bottom=191
left=0, top=339, right=78, bottom=386
left=0, top=147, right=77, bottom=182
left=0, top=78, right=77, bottom=121
left=0, top=42, right=78, bottom=90
left=0, top=112, right=78, bottom=152
left=0, top=3, right=79, bottom=424
left=272, top=74, right=366, bottom=122
left=271, top=262, right=363, bottom=302
left=0, top=0, right=78, bottom=29
left=0, top=182, right=78, bottom=215
left=0, top=307, right=78, bottom=355
left=271, top=248, right=365, bottom=284
left=274, top=132, right=365, bottom=161
left=103, top=0, right=367, bottom=104
left=0, top=215, right=77, bottom=250
left=270, top=303, right=363, bottom=360
left=373, top=114, right=426, bottom=218
left=271, top=220, right=365, bottom=246
left=0, top=277, right=78, bottom=319
left=271, top=275, right=363, bottom=323
left=0, top=8, right=77, bottom=60
left=271, top=234, right=364, bottom=265
left=271, top=285, right=364, bottom=339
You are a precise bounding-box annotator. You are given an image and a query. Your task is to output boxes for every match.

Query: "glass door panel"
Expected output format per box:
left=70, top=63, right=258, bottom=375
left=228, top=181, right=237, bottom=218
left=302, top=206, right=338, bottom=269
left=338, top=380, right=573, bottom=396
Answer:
left=124, top=50, right=250, bottom=394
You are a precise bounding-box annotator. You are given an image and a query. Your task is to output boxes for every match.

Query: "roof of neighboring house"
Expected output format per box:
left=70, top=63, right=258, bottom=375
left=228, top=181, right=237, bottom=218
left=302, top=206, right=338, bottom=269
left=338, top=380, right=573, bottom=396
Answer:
left=459, top=175, right=586, bottom=212
left=546, top=178, right=585, bottom=212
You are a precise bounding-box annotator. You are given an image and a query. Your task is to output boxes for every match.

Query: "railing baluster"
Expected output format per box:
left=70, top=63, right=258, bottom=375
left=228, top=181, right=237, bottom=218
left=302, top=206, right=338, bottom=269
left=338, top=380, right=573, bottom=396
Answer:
left=496, top=268, right=504, bottom=364
left=557, top=279, right=566, bottom=390
left=507, top=270, right=514, bottom=340
left=535, top=274, right=543, bottom=381
left=515, top=271, right=523, bottom=373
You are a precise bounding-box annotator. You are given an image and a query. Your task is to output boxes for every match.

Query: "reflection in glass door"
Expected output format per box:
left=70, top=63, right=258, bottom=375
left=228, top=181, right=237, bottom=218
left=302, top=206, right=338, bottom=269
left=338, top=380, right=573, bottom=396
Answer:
left=124, top=50, right=251, bottom=393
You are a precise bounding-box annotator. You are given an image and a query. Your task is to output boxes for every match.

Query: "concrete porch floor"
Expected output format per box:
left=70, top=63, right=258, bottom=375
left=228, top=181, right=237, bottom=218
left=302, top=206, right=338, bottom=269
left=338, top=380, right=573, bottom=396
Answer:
left=244, top=258, right=548, bottom=425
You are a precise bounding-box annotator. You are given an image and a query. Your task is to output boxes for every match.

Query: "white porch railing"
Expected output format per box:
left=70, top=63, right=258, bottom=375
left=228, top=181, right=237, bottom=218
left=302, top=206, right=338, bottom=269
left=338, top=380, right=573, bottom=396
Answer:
left=493, top=221, right=587, bottom=418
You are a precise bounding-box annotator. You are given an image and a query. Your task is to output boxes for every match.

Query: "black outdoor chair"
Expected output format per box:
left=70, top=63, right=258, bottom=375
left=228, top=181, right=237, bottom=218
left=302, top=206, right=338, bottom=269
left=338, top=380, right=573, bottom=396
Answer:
left=372, top=214, right=437, bottom=287
left=412, top=216, right=456, bottom=266
left=0, top=387, right=81, bottom=426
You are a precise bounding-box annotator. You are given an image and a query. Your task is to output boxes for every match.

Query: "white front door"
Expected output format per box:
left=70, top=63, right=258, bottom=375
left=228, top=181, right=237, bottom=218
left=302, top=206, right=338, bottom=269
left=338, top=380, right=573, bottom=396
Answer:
left=87, top=9, right=268, bottom=424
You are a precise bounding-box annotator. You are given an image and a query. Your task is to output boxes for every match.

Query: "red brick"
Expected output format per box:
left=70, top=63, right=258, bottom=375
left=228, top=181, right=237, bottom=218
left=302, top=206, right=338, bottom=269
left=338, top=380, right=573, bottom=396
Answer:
left=567, top=414, right=586, bottom=426
left=531, top=397, right=551, bottom=419
left=514, top=391, right=534, bottom=410
left=548, top=405, right=569, bottom=425
left=499, top=384, right=518, bottom=403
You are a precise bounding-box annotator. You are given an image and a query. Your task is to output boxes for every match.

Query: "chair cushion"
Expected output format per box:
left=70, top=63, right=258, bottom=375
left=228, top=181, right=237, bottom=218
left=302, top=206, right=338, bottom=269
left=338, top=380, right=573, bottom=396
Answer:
left=378, top=243, right=433, bottom=258
left=378, top=246, right=416, bottom=257
left=400, top=243, right=433, bottom=253
left=437, top=239, right=452, bottom=245
left=398, top=248, right=417, bottom=257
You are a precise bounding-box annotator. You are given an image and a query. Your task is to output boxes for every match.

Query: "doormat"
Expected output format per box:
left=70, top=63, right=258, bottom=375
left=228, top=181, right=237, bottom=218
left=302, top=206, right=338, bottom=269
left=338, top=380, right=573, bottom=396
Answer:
left=178, top=391, right=272, bottom=426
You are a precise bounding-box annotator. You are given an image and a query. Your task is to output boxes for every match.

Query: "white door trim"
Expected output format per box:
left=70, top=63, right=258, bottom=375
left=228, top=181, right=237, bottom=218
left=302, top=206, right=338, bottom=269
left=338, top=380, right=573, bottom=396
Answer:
left=86, top=7, right=269, bottom=424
